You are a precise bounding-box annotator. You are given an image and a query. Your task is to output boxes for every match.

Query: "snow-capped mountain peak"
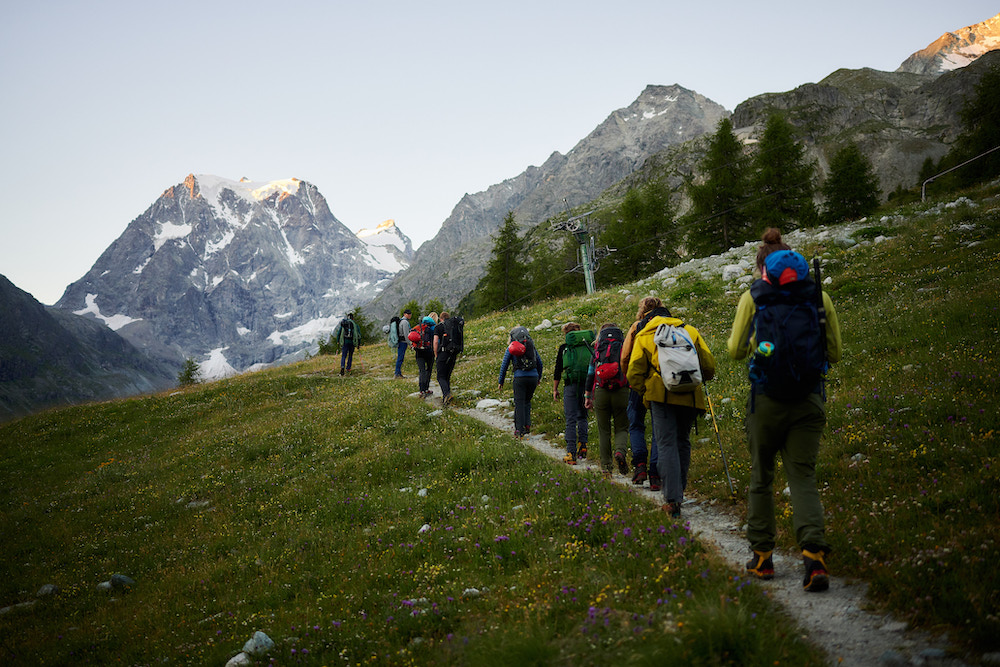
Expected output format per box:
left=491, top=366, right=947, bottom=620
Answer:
left=56, top=174, right=411, bottom=380
left=355, top=219, right=415, bottom=274
left=897, top=12, right=1000, bottom=75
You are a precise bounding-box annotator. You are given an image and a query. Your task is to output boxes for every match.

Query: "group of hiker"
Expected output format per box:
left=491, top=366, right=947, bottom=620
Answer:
left=336, top=228, right=842, bottom=594
left=335, top=309, right=465, bottom=406
left=497, top=228, right=843, bottom=594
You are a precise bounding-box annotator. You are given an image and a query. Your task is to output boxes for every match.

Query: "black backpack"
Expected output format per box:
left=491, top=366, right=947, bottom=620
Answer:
left=340, top=318, right=354, bottom=342
left=510, top=326, right=536, bottom=371
left=442, top=316, right=465, bottom=354
left=748, top=252, right=827, bottom=401
left=594, top=326, right=627, bottom=390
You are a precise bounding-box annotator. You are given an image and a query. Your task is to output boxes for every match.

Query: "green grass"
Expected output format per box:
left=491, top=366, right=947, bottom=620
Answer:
left=2, top=185, right=999, bottom=663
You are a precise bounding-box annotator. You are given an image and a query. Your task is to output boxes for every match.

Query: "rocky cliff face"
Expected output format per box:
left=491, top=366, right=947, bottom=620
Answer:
left=366, top=85, right=729, bottom=318
left=732, top=51, right=1000, bottom=195
left=55, top=175, right=402, bottom=378
left=1, top=274, right=174, bottom=421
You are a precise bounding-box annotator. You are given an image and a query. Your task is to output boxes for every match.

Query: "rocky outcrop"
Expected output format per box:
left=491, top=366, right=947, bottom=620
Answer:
left=732, top=51, right=1000, bottom=196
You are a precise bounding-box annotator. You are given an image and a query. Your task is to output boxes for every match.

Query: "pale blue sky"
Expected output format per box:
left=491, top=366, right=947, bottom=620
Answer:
left=1, top=1, right=995, bottom=304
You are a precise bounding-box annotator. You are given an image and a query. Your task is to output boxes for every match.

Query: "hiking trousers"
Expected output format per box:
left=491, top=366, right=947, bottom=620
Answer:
left=745, top=392, right=828, bottom=553
left=627, top=388, right=657, bottom=470
left=436, top=352, right=457, bottom=398
left=340, top=343, right=355, bottom=371
left=650, top=401, right=697, bottom=505
left=562, top=382, right=589, bottom=454
left=512, top=375, right=539, bottom=436
left=594, top=386, right=629, bottom=472
left=395, top=341, right=408, bottom=376
left=415, top=351, right=434, bottom=392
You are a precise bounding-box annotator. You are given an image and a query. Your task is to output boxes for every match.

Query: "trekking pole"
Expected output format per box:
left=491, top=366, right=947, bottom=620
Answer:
left=704, top=385, right=736, bottom=496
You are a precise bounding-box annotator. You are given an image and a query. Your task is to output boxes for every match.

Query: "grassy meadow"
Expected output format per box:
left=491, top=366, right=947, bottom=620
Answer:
left=1, top=185, right=998, bottom=664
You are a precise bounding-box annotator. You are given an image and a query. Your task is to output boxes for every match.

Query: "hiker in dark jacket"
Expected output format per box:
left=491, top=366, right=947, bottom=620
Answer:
left=585, top=322, right=631, bottom=478
left=433, top=312, right=458, bottom=405
left=727, top=228, right=842, bottom=592
left=333, top=313, right=359, bottom=376
left=498, top=326, right=544, bottom=439
left=552, top=322, right=593, bottom=465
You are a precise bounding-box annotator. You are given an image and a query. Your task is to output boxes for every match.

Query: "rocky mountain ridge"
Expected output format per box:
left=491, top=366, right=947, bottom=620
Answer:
left=365, top=84, right=729, bottom=319
left=732, top=50, right=1000, bottom=196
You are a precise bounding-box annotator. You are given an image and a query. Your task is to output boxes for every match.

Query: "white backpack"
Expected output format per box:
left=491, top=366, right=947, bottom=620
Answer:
left=653, top=322, right=702, bottom=393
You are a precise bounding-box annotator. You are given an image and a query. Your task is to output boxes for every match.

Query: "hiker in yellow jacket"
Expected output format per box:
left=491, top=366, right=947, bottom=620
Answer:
left=627, top=313, right=715, bottom=519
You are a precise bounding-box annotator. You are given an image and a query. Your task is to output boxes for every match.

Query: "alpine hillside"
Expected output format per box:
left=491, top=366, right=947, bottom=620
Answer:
left=0, top=274, right=174, bottom=421
left=365, top=84, right=728, bottom=319
left=55, top=175, right=413, bottom=379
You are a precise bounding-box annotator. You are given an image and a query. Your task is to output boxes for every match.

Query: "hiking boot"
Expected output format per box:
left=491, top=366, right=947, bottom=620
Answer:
left=662, top=502, right=681, bottom=518
left=339, top=367, right=345, bottom=376
left=563, top=451, right=577, bottom=465
left=648, top=474, right=661, bottom=492
left=746, top=549, right=775, bottom=580
left=615, top=451, right=628, bottom=475
left=577, top=443, right=588, bottom=460
left=802, top=548, right=830, bottom=592
left=632, top=462, right=647, bottom=485
left=443, top=394, right=453, bottom=406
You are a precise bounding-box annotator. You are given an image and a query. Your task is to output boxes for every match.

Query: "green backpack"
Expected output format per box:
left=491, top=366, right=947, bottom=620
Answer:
left=562, top=329, right=595, bottom=384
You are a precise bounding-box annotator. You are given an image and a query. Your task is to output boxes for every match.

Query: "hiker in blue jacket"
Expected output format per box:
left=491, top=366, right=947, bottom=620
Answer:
left=498, top=326, right=544, bottom=439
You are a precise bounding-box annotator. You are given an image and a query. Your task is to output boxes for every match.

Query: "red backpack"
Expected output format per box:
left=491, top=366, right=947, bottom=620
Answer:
left=594, top=326, right=627, bottom=390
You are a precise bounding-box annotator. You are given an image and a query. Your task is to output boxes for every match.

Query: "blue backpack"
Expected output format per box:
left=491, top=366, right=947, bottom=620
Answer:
left=747, top=251, right=827, bottom=402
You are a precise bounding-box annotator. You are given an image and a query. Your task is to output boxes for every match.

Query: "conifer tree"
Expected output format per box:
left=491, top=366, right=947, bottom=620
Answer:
left=951, top=64, right=1000, bottom=186
left=477, top=211, right=529, bottom=313
left=751, top=114, right=817, bottom=230
left=686, top=118, right=753, bottom=255
left=600, top=181, right=675, bottom=284
left=177, top=358, right=201, bottom=386
left=821, top=143, right=881, bottom=223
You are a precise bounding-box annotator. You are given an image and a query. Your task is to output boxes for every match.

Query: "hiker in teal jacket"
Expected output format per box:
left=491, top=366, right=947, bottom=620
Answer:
left=728, top=228, right=842, bottom=593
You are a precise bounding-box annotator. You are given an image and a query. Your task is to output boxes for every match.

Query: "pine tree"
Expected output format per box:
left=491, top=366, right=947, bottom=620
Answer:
left=952, top=65, right=1000, bottom=186
left=686, top=118, right=753, bottom=255
left=821, top=143, right=881, bottom=223
left=477, top=211, right=529, bottom=313
left=751, top=114, right=817, bottom=230
left=600, top=181, right=675, bottom=284
left=177, top=358, right=201, bottom=386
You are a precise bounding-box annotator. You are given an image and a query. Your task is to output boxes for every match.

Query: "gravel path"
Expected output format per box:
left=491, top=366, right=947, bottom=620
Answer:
left=426, top=392, right=972, bottom=667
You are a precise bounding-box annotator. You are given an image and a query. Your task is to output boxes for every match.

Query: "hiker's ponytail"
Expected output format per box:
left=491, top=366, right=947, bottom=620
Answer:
left=756, top=228, right=792, bottom=269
